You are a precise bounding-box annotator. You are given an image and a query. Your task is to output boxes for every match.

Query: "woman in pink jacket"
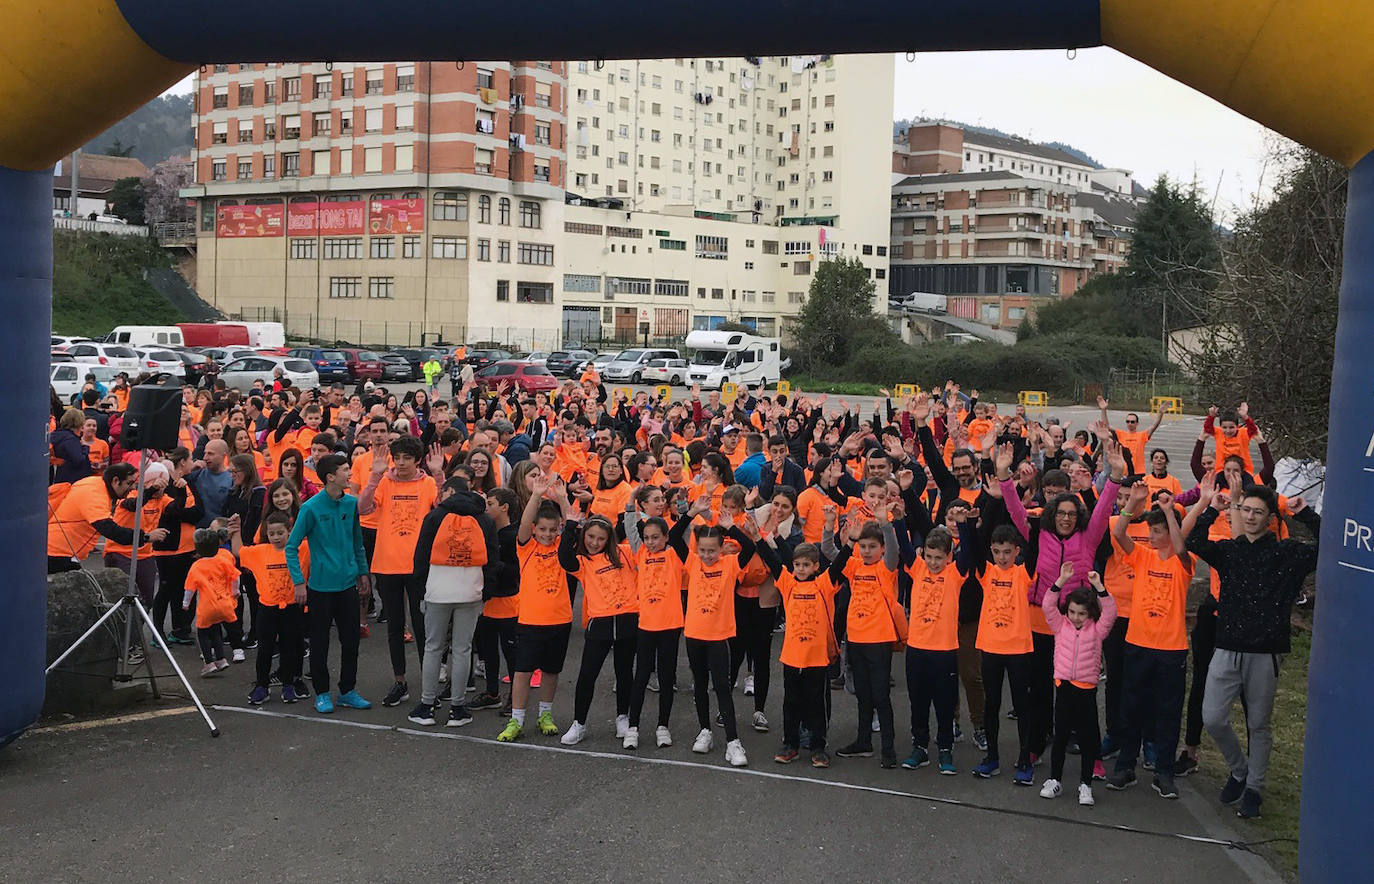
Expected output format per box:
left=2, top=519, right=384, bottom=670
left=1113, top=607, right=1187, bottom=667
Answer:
left=1037, top=562, right=1116, bottom=806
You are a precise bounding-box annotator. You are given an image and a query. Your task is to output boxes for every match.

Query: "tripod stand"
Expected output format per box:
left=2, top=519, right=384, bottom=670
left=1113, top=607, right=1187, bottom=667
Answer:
left=46, top=450, right=220, bottom=737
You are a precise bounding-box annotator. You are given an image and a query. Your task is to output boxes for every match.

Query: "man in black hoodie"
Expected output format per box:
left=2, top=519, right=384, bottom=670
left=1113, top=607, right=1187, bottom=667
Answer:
left=1185, top=479, right=1320, bottom=820
left=406, top=475, right=502, bottom=728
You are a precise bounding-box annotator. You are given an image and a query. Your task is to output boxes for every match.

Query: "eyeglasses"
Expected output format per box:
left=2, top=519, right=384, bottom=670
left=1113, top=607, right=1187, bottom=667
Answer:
left=1236, top=505, right=1269, bottom=517
left=1125, top=419, right=1138, bottom=425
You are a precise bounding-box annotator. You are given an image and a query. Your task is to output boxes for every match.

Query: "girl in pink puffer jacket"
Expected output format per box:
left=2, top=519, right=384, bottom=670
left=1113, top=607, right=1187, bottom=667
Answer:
left=1040, top=562, right=1116, bottom=806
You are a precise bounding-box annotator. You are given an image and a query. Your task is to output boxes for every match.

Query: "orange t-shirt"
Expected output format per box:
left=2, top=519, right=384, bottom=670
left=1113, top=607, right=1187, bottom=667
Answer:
left=1123, top=546, right=1192, bottom=651
left=483, top=593, right=520, bottom=619
left=683, top=554, right=741, bottom=641
left=350, top=449, right=390, bottom=530
left=1116, top=429, right=1150, bottom=474
left=240, top=542, right=310, bottom=608
left=185, top=549, right=240, bottom=628
left=976, top=563, right=1034, bottom=655
left=633, top=544, right=686, bottom=632
left=905, top=558, right=962, bottom=651
left=105, top=494, right=169, bottom=558
left=1143, top=472, right=1182, bottom=498
left=570, top=543, right=638, bottom=622
left=687, top=482, right=726, bottom=520
left=1212, top=426, right=1254, bottom=473
left=552, top=443, right=591, bottom=482
left=796, top=485, right=836, bottom=543
left=47, top=477, right=114, bottom=559
left=1103, top=518, right=1137, bottom=618
left=589, top=481, right=635, bottom=522
left=778, top=572, right=839, bottom=668
left=368, top=475, right=438, bottom=574
left=651, top=467, right=692, bottom=490
left=842, top=556, right=901, bottom=645
left=517, top=538, right=572, bottom=626
left=724, top=444, right=748, bottom=470
left=967, top=418, right=994, bottom=452
left=85, top=438, right=110, bottom=472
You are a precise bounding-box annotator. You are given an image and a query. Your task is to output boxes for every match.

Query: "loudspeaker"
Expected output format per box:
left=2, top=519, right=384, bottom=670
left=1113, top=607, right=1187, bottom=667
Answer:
left=121, top=385, right=183, bottom=451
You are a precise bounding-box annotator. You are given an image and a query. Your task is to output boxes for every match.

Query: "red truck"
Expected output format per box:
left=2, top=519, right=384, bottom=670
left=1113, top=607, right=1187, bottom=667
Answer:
left=177, top=323, right=250, bottom=348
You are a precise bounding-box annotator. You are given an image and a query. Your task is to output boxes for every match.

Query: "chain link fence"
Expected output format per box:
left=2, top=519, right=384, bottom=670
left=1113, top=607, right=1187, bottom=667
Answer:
left=1104, top=367, right=1200, bottom=411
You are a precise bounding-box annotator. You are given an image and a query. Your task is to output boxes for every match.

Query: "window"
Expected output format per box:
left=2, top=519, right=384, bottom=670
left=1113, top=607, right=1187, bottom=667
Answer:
left=313, top=114, right=331, bottom=136
left=263, top=116, right=277, bottom=139
left=433, top=192, right=468, bottom=221
left=212, top=122, right=228, bottom=144
left=396, top=64, right=415, bottom=92
left=402, top=235, right=422, bottom=258
left=283, top=114, right=301, bottom=138
left=263, top=155, right=275, bottom=178
left=264, top=80, right=276, bottom=103
left=396, top=105, right=414, bottom=131
left=475, top=148, right=493, bottom=175
left=659, top=239, right=685, bottom=251
left=365, top=68, right=383, bottom=94
left=363, top=147, right=382, bottom=173
left=696, top=234, right=728, bottom=259
left=535, top=81, right=552, bottom=107
left=236, top=159, right=252, bottom=179
left=496, top=280, right=510, bottom=302
left=476, top=238, right=490, bottom=261
left=290, top=238, right=316, bottom=259
left=395, top=144, right=413, bottom=172
left=654, top=279, right=688, bottom=296
left=283, top=77, right=301, bottom=100
left=610, top=277, right=651, bottom=295
left=365, top=107, right=382, bottom=133
left=517, top=242, right=554, bottom=265
left=793, top=261, right=811, bottom=275
left=877, top=245, right=887, bottom=257
left=432, top=236, right=468, bottom=259
left=323, top=237, right=362, bottom=259
left=213, top=86, right=228, bottom=109
left=710, top=288, right=724, bottom=300
left=497, top=240, right=510, bottom=262
left=761, top=240, right=778, bottom=254
left=238, top=84, right=254, bottom=106
left=788, top=291, right=804, bottom=304
left=517, top=282, right=554, bottom=303
left=476, top=68, right=494, bottom=90
left=336, top=148, right=350, bottom=174
left=339, top=75, right=352, bottom=97
left=339, top=109, right=353, bottom=134
left=533, top=162, right=550, bottom=182
left=370, top=236, right=395, bottom=259
left=564, top=274, right=601, bottom=292
left=209, top=160, right=226, bottom=181
left=875, top=268, right=886, bottom=279
left=565, top=221, right=603, bottom=235
left=329, top=277, right=361, bottom=298
left=368, top=277, right=394, bottom=299
left=784, top=241, right=809, bottom=255
left=862, top=244, right=873, bottom=255
left=313, top=76, right=331, bottom=100
left=519, top=200, right=541, bottom=228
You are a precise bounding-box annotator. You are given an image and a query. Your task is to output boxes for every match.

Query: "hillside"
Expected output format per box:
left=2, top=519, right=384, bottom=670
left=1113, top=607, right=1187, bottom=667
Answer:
left=894, top=117, right=1102, bottom=168
left=52, top=231, right=185, bottom=337
left=82, top=94, right=192, bottom=168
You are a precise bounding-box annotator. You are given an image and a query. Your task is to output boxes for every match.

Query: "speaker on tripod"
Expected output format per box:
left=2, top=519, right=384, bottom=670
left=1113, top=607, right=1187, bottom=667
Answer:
left=121, top=383, right=183, bottom=451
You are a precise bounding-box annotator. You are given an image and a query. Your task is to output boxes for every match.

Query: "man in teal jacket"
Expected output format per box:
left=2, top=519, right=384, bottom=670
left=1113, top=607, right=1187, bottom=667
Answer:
left=287, top=453, right=374, bottom=714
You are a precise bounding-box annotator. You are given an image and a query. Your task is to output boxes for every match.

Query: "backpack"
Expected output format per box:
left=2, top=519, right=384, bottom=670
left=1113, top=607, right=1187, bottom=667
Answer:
left=429, top=512, right=489, bottom=568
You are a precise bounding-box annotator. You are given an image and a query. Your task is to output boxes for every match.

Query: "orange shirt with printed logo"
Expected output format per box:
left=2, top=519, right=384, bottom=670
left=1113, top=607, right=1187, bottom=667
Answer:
left=905, top=558, right=962, bottom=651
left=240, top=542, right=310, bottom=608
left=842, top=556, right=901, bottom=645
left=684, top=554, right=742, bottom=641
left=1103, top=518, right=1137, bottom=618
left=778, top=572, right=839, bottom=668
left=517, top=539, right=572, bottom=626
left=1123, top=546, right=1192, bottom=651
left=185, top=549, right=240, bottom=628
left=632, top=545, right=686, bottom=631
left=350, top=449, right=390, bottom=530
left=368, top=475, right=439, bottom=574
left=46, top=476, right=115, bottom=559
left=976, top=563, right=1034, bottom=655
left=571, top=543, right=638, bottom=623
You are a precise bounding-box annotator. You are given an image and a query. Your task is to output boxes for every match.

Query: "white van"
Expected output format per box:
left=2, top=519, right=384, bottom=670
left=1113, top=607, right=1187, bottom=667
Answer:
left=685, top=330, right=784, bottom=390
left=108, top=325, right=184, bottom=348
left=222, top=321, right=285, bottom=349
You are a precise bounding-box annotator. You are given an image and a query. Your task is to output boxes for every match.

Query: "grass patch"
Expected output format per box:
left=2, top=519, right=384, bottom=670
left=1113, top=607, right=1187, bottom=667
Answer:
left=783, top=375, right=885, bottom=396
left=52, top=231, right=184, bottom=337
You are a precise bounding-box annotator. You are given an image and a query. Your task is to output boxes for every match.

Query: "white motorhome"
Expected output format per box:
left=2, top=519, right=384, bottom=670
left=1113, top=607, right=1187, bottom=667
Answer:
left=221, top=321, right=286, bottom=349
left=106, top=325, right=184, bottom=347
left=685, top=330, right=784, bottom=390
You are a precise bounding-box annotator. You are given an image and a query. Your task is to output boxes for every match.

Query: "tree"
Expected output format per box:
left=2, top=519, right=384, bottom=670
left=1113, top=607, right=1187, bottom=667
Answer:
left=1127, top=174, right=1221, bottom=335
left=1188, top=144, right=1344, bottom=459
left=141, top=158, right=194, bottom=226
left=790, top=256, right=879, bottom=366
left=107, top=177, right=145, bottom=225
left=1017, top=273, right=1152, bottom=340
left=103, top=139, right=136, bottom=157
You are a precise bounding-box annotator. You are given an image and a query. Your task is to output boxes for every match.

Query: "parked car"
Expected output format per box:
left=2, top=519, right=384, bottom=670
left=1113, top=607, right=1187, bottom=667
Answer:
left=546, top=349, right=595, bottom=377
left=201, top=346, right=260, bottom=365
left=472, top=360, right=559, bottom=394
left=285, top=347, right=351, bottom=383
left=133, top=347, right=187, bottom=379
left=581, top=351, right=618, bottom=377
left=462, top=348, right=513, bottom=370
left=63, top=342, right=141, bottom=372
left=216, top=355, right=319, bottom=393
left=50, top=363, right=119, bottom=403
left=175, top=349, right=217, bottom=386
left=51, top=335, right=92, bottom=351
left=642, top=358, right=690, bottom=386
left=339, top=348, right=386, bottom=382
left=524, top=350, right=552, bottom=363
left=391, top=347, right=445, bottom=376
left=603, top=348, right=681, bottom=383
left=378, top=353, right=413, bottom=382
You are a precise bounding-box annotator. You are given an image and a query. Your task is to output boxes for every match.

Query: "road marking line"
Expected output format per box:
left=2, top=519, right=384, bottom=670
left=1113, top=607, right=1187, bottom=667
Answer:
left=213, top=704, right=1245, bottom=850
left=30, top=706, right=196, bottom=734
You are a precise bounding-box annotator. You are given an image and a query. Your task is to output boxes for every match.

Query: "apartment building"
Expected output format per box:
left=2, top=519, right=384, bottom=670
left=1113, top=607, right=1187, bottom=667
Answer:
left=183, top=61, right=568, bottom=345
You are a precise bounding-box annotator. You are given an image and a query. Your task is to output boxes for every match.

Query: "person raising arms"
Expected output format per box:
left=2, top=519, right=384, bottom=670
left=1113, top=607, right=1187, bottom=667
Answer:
left=1097, top=396, right=1164, bottom=475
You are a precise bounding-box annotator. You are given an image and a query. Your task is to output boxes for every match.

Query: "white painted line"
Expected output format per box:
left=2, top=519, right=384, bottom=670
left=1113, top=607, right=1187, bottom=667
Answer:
left=213, top=704, right=1243, bottom=849
left=1337, top=560, right=1374, bottom=574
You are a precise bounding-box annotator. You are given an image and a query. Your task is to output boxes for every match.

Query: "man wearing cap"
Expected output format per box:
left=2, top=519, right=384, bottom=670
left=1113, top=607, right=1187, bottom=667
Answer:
left=719, top=424, right=748, bottom=471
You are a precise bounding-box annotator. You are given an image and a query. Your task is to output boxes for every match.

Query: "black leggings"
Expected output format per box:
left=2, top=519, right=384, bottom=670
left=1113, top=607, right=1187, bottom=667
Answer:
left=1185, top=599, right=1218, bottom=748
left=982, top=651, right=1032, bottom=765
left=630, top=627, right=680, bottom=728
left=1027, top=631, right=1055, bottom=756
left=255, top=603, right=306, bottom=689
left=687, top=637, right=736, bottom=741
left=905, top=647, right=959, bottom=751
left=235, top=569, right=261, bottom=644
left=782, top=664, right=829, bottom=751
left=308, top=588, right=361, bottom=695
left=475, top=615, right=517, bottom=695
left=376, top=573, right=425, bottom=679
left=573, top=613, right=638, bottom=724
left=154, top=553, right=194, bottom=638
left=1052, top=681, right=1100, bottom=785
left=197, top=623, right=227, bottom=663
left=728, top=595, right=775, bottom=712
left=1102, top=615, right=1129, bottom=741
left=848, top=641, right=895, bottom=755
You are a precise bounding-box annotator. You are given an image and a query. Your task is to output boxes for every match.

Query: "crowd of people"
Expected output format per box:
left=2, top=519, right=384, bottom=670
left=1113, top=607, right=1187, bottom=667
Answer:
left=44, top=367, right=1318, bottom=820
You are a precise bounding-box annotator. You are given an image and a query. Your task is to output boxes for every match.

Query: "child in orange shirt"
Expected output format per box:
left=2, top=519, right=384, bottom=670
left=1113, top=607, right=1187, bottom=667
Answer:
left=233, top=510, right=309, bottom=704
left=624, top=501, right=685, bottom=750
left=183, top=527, right=241, bottom=677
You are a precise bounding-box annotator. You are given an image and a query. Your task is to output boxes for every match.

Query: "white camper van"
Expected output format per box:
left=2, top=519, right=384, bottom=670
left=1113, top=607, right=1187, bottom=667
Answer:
left=220, top=321, right=286, bottom=349
left=685, top=330, right=784, bottom=390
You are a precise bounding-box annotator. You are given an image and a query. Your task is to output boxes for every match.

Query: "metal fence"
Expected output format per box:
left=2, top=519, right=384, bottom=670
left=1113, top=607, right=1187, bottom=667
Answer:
left=1104, top=368, right=1200, bottom=410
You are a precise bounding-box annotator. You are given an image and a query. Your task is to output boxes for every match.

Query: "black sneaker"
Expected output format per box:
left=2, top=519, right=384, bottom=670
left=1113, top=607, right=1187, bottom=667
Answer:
left=469, top=690, right=501, bottom=710
left=829, top=675, right=846, bottom=690
left=382, top=682, right=410, bottom=707
left=1175, top=752, right=1198, bottom=777
left=1105, top=768, right=1137, bottom=791
left=446, top=705, right=474, bottom=728
left=407, top=702, right=436, bottom=726
left=835, top=742, right=874, bottom=758
left=1152, top=775, right=1179, bottom=799
left=292, top=678, right=311, bottom=699
left=1220, top=775, right=1247, bottom=805
left=879, top=753, right=898, bottom=769
left=243, top=638, right=259, bottom=650
left=1237, top=788, right=1263, bottom=819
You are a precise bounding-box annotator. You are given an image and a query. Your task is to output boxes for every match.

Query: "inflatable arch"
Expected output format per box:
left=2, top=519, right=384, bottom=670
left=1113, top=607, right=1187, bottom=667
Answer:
left=3, top=2, right=1371, bottom=878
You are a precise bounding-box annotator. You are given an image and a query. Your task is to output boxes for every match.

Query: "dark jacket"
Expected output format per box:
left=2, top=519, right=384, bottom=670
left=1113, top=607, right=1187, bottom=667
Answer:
left=411, top=489, right=503, bottom=598
left=1186, top=506, right=1320, bottom=654
left=50, top=428, right=93, bottom=485
left=759, top=458, right=807, bottom=498
left=503, top=434, right=532, bottom=466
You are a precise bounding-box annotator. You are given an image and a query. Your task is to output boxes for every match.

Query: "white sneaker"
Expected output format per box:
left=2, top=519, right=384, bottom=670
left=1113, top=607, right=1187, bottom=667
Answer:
left=656, top=726, right=673, bottom=748
left=725, top=738, right=748, bottom=767
left=623, top=726, right=639, bottom=750
left=615, top=714, right=630, bottom=739
left=743, top=675, right=755, bottom=696
left=752, top=710, right=769, bottom=733
left=1040, top=778, right=1062, bottom=799
left=692, top=728, right=714, bottom=754
left=871, top=711, right=880, bottom=733
left=231, top=648, right=245, bottom=663
left=560, top=721, right=587, bottom=746
left=1078, top=783, right=1095, bottom=806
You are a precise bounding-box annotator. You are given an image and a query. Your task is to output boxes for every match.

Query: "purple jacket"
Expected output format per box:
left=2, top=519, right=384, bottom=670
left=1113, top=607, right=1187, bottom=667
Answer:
left=1001, top=476, right=1120, bottom=605
left=1043, top=588, right=1117, bottom=685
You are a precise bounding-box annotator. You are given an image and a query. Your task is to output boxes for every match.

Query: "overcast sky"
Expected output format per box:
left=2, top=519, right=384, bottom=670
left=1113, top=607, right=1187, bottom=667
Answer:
left=894, top=48, right=1278, bottom=221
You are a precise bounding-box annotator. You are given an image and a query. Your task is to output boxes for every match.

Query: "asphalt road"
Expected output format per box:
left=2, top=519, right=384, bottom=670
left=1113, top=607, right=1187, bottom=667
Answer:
left=5, top=615, right=1277, bottom=883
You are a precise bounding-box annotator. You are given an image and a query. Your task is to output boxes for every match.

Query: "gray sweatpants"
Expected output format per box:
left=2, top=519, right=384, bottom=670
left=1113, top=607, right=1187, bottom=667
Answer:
left=420, top=601, right=482, bottom=706
left=1202, top=649, right=1281, bottom=793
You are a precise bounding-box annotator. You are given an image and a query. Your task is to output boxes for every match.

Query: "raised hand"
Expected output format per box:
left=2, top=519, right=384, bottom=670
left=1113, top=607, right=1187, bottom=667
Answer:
left=1237, top=401, right=1250, bottom=419
left=1058, top=561, right=1075, bottom=583
left=994, top=441, right=1015, bottom=478
left=1101, top=437, right=1126, bottom=477
left=823, top=504, right=838, bottom=528
left=896, top=468, right=914, bottom=491
left=1127, top=481, right=1150, bottom=513
left=1096, top=395, right=1109, bottom=411
left=426, top=442, right=445, bottom=476
left=1087, top=570, right=1103, bottom=589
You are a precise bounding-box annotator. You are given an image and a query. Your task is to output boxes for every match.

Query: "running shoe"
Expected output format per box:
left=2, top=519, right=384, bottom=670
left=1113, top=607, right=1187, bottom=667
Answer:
left=972, top=728, right=988, bottom=752
left=469, top=691, right=501, bottom=710
left=752, top=711, right=769, bottom=733
left=725, top=739, right=748, bottom=767
left=937, top=749, right=956, bottom=775
left=692, top=728, right=714, bottom=754
left=536, top=710, right=559, bottom=736
left=561, top=721, right=587, bottom=745
left=407, top=702, right=437, bottom=726
left=248, top=686, right=269, bottom=705
left=292, top=678, right=311, bottom=699
left=1013, top=763, right=1035, bottom=786
left=1152, top=775, right=1179, bottom=800
left=623, top=727, right=639, bottom=750
left=774, top=747, right=799, bottom=764
left=1175, top=752, right=1199, bottom=777
left=281, top=684, right=299, bottom=704
left=315, top=693, right=335, bottom=714
left=743, top=675, right=755, bottom=696
left=902, top=746, right=930, bottom=770
left=1237, top=789, right=1263, bottom=819
left=811, top=750, right=831, bottom=769
left=1106, top=768, right=1138, bottom=791
left=1078, top=784, right=1096, bottom=806
left=972, top=757, right=1000, bottom=778
left=200, top=663, right=219, bottom=678
left=1040, top=778, right=1063, bottom=799
left=497, top=718, right=523, bottom=742
left=215, top=658, right=229, bottom=671
left=447, top=705, right=474, bottom=728
left=615, top=714, right=630, bottom=739
left=382, top=682, right=409, bottom=707
left=1220, top=775, right=1247, bottom=806
left=231, top=648, right=246, bottom=663
left=337, top=690, right=371, bottom=709
left=835, top=742, right=874, bottom=758
left=655, top=726, right=673, bottom=748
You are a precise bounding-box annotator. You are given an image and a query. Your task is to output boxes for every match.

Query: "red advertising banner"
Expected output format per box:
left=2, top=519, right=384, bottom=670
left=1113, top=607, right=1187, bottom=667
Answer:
left=319, top=200, right=366, bottom=236
left=286, top=201, right=318, bottom=236
left=369, top=198, right=425, bottom=234
left=216, top=203, right=284, bottom=238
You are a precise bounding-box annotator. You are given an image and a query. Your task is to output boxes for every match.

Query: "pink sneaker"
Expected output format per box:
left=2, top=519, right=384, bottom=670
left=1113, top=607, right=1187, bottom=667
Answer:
left=531, top=669, right=543, bottom=688
left=1093, top=759, right=1106, bottom=780
left=200, top=663, right=219, bottom=678
left=215, top=658, right=230, bottom=671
